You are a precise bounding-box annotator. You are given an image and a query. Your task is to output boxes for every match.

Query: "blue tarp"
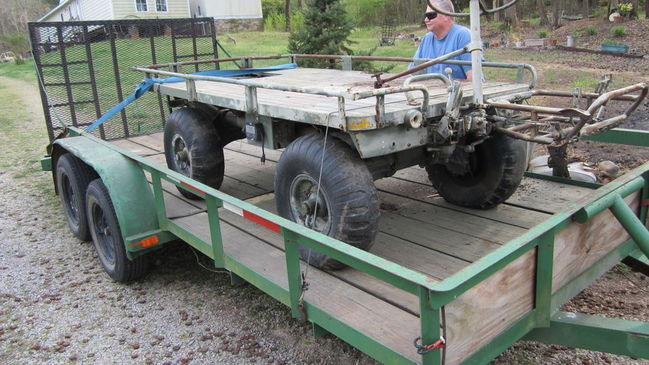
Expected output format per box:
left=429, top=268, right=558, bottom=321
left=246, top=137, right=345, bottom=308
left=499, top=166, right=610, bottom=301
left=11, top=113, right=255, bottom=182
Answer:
left=85, top=63, right=298, bottom=132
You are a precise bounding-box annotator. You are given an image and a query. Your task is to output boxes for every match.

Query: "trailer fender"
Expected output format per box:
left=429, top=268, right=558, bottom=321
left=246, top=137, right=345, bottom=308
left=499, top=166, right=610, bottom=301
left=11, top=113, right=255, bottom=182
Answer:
left=51, top=136, right=169, bottom=258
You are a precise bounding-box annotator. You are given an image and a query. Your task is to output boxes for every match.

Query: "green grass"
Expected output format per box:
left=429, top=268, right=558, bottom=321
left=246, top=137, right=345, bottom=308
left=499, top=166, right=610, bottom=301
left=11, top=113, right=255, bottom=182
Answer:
left=0, top=60, right=37, bottom=82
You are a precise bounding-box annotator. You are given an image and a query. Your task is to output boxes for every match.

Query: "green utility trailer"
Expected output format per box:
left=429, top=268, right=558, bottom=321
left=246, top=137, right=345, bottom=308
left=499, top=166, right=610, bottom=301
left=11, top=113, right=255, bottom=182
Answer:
left=41, top=124, right=649, bottom=365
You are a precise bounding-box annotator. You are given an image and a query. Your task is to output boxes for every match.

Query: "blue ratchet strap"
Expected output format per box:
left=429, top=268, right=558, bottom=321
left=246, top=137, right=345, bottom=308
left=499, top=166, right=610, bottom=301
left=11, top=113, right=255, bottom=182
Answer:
left=85, top=63, right=298, bottom=132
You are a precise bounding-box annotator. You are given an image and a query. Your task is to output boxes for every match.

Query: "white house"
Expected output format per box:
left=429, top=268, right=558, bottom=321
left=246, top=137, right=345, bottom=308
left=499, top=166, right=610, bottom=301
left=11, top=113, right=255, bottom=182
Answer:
left=38, top=0, right=262, bottom=32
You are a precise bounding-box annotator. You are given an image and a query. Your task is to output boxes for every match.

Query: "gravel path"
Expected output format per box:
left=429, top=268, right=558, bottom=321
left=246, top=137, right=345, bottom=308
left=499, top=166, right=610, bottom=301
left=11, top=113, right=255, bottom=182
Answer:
left=0, top=74, right=648, bottom=365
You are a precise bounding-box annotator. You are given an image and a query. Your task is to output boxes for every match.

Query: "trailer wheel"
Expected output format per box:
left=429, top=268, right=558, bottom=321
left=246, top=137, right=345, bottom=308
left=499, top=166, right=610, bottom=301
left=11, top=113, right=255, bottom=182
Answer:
left=275, top=134, right=379, bottom=270
left=426, top=132, right=527, bottom=209
left=56, top=153, right=97, bottom=241
left=164, top=108, right=224, bottom=200
left=86, top=179, right=148, bottom=282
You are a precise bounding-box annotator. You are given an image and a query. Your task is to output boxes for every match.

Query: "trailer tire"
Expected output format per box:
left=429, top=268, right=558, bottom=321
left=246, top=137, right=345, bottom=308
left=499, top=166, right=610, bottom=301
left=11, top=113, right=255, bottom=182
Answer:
left=56, top=153, right=97, bottom=241
left=275, top=133, right=379, bottom=270
left=164, top=108, right=224, bottom=200
left=426, top=132, right=527, bottom=209
left=86, top=179, right=148, bottom=282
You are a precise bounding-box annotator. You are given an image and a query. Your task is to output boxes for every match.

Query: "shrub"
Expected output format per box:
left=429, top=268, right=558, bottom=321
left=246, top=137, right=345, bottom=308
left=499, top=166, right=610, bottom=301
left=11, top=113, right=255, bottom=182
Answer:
left=571, top=29, right=581, bottom=38
left=288, top=0, right=354, bottom=68
left=538, top=30, right=548, bottom=38
left=611, top=26, right=626, bottom=37
left=585, top=26, right=597, bottom=36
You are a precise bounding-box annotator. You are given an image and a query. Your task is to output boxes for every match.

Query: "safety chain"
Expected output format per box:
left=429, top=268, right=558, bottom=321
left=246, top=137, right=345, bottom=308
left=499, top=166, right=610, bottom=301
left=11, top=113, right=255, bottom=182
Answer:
left=297, top=271, right=310, bottom=322
left=414, top=336, right=446, bottom=355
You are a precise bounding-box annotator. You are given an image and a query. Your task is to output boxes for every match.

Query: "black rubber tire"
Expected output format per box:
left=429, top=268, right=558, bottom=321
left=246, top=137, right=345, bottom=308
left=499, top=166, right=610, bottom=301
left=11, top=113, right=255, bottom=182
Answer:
left=56, top=153, right=97, bottom=241
left=426, top=132, right=527, bottom=209
left=274, top=133, right=380, bottom=270
left=163, top=107, right=224, bottom=200
left=86, top=179, right=148, bottom=282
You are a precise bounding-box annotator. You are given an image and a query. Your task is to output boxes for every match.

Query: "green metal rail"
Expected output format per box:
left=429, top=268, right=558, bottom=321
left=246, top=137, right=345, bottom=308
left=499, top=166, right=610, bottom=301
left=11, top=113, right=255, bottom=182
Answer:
left=52, top=126, right=649, bottom=364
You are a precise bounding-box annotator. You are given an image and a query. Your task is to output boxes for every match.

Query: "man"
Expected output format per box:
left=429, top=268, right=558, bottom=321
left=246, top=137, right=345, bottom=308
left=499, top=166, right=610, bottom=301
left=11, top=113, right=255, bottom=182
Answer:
left=411, top=0, right=473, bottom=80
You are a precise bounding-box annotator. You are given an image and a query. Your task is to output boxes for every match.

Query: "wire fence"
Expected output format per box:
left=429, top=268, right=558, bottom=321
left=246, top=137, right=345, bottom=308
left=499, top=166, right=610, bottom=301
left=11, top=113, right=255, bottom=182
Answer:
left=28, top=18, right=219, bottom=141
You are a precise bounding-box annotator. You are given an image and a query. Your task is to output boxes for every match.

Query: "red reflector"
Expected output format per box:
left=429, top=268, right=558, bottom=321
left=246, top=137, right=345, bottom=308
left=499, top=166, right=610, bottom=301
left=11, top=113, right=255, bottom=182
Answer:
left=243, top=210, right=280, bottom=233
left=180, top=181, right=205, bottom=195
left=130, top=235, right=160, bottom=248
left=642, top=198, right=649, bottom=207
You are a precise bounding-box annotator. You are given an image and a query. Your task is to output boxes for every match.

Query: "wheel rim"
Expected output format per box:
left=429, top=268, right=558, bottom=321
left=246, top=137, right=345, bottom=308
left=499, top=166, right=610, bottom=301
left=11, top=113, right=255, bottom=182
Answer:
left=288, top=174, right=332, bottom=234
left=90, top=199, right=116, bottom=269
left=60, top=173, right=80, bottom=226
left=171, top=134, right=190, bottom=176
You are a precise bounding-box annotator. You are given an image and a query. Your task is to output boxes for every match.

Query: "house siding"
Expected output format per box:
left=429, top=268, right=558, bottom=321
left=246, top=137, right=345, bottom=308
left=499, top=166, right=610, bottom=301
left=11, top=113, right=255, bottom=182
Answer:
left=112, top=0, right=190, bottom=19
left=191, top=0, right=262, bottom=19
left=78, top=0, right=114, bottom=20
left=40, top=0, right=82, bottom=22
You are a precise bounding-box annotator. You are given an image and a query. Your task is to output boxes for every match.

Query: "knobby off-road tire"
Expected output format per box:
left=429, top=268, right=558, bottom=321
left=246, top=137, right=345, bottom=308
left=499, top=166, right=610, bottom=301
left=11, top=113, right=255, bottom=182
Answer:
left=426, top=132, right=527, bottom=209
left=56, top=153, right=97, bottom=241
left=164, top=108, right=224, bottom=200
left=274, top=133, right=380, bottom=270
left=86, top=179, right=148, bottom=282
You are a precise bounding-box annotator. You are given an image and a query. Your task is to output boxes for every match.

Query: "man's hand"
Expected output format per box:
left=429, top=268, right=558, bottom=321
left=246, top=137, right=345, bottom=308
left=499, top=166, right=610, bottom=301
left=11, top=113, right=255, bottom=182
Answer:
left=466, top=70, right=473, bottom=81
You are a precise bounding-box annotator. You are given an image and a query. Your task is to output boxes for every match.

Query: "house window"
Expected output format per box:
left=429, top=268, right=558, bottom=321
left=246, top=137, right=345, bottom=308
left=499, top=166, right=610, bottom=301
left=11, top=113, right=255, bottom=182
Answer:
left=156, top=0, right=167, bottom=12
left=135, top=0, right=147, bottom=12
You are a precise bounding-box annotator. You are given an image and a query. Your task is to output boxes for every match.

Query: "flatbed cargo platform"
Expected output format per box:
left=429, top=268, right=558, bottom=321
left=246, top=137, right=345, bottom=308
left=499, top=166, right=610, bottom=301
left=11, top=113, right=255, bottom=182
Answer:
left=153, top=68, right=530, bottom=130
left=103, top=131, right=649, bottom=365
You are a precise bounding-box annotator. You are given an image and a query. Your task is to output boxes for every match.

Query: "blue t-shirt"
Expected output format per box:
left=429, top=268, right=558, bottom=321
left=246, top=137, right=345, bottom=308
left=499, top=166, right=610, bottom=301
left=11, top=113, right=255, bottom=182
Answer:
left=411, top=24, right=472, bottom=80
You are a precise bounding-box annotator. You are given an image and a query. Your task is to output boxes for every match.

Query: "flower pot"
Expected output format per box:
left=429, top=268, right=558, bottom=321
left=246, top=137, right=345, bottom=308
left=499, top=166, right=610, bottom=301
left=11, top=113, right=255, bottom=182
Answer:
left=601, top=43, right=629, bottom=53
left=613, top=15, right=624, bottom=23
left=547, top=39, right=558, bottom=47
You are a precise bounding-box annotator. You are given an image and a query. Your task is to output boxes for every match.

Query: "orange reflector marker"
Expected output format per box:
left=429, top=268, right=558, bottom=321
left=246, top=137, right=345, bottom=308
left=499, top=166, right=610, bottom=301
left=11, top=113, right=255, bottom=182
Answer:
left=242, top=210, right=280, bottom=233
left=130, top=235, right=160, bottom=248
left=180, top=181, right=205, bottom=195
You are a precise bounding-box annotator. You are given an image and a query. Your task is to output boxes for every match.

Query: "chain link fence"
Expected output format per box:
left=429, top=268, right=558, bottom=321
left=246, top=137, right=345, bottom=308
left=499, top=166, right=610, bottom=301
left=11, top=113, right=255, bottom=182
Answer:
left=28, top=18, right=219, bottom=141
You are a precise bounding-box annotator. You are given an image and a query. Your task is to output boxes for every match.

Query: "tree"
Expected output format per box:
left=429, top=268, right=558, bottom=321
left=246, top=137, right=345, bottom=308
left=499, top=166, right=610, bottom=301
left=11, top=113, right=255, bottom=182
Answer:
left=287, top=0, right=353, bottom=68
left=285, top=0, right=291, bottom=32
left=0, top=33, right=29, bottom=64
left=536, top=0, right=550, bottom=26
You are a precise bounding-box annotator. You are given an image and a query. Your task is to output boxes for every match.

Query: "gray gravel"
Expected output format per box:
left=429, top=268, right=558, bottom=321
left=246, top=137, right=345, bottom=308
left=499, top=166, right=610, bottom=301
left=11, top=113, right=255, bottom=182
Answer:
left=1, top=74, right=648, bottom=365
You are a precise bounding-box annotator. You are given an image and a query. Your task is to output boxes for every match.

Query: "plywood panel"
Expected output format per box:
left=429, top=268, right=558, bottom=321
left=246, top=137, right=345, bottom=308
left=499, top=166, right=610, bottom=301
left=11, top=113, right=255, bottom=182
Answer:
left=445, top=250, right=536, bottom=365
left=552, top=192, right=641, bottom=292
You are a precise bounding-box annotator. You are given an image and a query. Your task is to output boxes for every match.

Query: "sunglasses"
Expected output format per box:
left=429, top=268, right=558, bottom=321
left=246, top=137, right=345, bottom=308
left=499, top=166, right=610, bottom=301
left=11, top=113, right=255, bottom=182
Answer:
left=424, top=11, right=438, bottom=20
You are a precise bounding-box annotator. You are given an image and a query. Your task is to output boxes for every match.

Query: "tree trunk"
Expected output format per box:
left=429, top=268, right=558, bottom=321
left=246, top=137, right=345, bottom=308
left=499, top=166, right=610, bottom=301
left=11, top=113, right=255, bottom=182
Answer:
left=552, top=0, right=562, bottom=28
left=285, top=0, right=291, bottom=32
left=537, top=0, right=550, bottom=26
left=493, top=0, right=501, bottom=22
left=646, top=0, right=649, bottom=19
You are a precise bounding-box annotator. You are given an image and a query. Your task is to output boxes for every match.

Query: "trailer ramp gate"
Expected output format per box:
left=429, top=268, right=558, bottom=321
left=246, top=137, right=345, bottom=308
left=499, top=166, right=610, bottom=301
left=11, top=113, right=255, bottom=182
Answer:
left=28, top=18, right=219, bottom=142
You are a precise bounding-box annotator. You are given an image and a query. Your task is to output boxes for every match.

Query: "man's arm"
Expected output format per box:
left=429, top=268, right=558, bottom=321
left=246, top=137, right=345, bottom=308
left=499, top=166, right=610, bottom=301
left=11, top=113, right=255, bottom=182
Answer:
left=465, top=69, right=473, bottom=81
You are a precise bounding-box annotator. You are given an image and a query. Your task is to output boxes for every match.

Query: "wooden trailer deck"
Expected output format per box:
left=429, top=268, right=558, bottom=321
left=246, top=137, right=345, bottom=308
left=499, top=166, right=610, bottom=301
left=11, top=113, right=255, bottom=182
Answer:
left=110, top=133, right=640, bottom=364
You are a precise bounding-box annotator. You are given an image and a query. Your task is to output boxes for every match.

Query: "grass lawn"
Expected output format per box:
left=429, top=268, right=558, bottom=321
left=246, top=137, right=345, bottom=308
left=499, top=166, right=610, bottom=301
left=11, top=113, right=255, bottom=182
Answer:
left=2, top=26, right=631, bottom=140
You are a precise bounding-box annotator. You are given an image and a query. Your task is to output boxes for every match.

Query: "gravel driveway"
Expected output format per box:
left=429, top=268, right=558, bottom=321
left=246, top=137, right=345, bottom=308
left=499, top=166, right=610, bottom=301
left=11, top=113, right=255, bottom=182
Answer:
left=1, top=75, right=647, bottom=365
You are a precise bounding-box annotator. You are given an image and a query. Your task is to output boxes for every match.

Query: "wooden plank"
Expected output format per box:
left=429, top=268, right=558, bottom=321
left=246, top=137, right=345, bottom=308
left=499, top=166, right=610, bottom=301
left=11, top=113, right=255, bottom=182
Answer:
left=374, top=178, right=550, bottom=229
left=378, top=192, right=527, bottom=245
left=172, top=212, right=422, bottom=363
left=110, top=138, right=159, bottom=155
left=145, top=153, right=273, bottom=200
left=445, top=250, right=536, bottom=365
left=127, top=133, right=165, bottom=152
left=552, top=191, right=641, bottom=292
left=391, top=167, right=593, bottom=214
